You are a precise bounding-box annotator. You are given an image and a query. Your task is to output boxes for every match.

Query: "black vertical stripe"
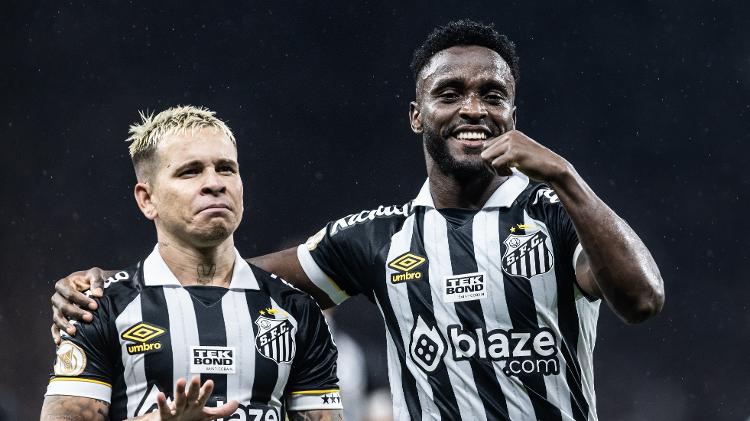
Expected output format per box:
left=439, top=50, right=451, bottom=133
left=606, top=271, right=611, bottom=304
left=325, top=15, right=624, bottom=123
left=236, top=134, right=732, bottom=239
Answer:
left=408, top=208, right=462, bottom=420
left=190, top=291, right=228, bottom=404
left=244, top=290, right=278, bottom=404
left=498, top=207, right=563, bottom=421
left=553, top=245, right=590, bottom=421
left=446, top=221, right=510, bottom=420
left=140, top=287, right=174, bottom=399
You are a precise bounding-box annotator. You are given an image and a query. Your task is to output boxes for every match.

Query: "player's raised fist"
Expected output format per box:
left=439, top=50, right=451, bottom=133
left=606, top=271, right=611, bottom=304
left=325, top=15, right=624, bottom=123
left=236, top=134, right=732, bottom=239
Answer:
left=480, top=129, right=571, bottom=182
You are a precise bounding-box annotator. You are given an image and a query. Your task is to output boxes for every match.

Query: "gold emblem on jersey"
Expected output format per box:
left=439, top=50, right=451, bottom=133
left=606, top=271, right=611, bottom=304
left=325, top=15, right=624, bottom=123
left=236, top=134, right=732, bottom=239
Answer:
left=54, top=340, right=87, bottom=376
left=388, top=252, right=427, bottom=284
left=122, top=322, right=166, bottom=355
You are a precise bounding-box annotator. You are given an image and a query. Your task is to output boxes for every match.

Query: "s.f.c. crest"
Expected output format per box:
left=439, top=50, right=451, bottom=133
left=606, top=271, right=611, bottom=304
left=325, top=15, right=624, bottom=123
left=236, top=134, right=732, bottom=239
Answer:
left=502, top=230, right=554, bottom=280
left=255, top=315, right=296, bottom=364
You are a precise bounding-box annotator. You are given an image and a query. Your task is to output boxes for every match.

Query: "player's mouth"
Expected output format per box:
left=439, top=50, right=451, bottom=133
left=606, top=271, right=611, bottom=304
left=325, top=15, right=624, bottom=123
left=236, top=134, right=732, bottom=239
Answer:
left=450, top=127, right=491, bottom=148
left=197, top=203, right=232, bottom=215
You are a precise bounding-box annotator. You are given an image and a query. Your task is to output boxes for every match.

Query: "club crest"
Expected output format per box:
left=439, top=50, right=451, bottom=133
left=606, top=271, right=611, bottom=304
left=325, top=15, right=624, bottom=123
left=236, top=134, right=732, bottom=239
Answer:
left=502, top=230, right=554, bottom=280
left=255, top=315, right=296, bottom=364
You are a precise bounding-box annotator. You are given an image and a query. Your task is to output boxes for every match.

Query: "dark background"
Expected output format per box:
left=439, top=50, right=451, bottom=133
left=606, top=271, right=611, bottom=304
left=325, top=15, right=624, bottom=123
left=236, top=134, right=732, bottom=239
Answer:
left=2, top=1, right=748, bottom=420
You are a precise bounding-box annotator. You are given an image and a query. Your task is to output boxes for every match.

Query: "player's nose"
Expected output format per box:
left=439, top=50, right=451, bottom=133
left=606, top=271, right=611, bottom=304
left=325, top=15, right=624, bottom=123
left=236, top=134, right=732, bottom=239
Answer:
left=459, top=94, right=487, bottom=121
left=200, top=169, right=227, bottom=195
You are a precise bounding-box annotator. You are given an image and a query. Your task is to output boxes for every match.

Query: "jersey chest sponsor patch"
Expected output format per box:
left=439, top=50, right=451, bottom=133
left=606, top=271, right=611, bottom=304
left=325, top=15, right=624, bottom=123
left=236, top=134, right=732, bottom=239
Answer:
left=190, top=346, right=236, bottom=374
left=502, top=230, right=554, bottom=279
left=255, top=315, right=296, bottom=364
left=443, top=272, right=487, bottom=303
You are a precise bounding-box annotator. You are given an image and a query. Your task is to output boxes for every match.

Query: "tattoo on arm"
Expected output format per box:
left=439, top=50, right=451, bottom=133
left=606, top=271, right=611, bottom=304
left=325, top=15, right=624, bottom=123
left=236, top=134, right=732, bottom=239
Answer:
left=196, top=264, right=216, bottom=285
left=288, top=409, right=343, bottom=421
left=40, top=395, right=110, bottom=421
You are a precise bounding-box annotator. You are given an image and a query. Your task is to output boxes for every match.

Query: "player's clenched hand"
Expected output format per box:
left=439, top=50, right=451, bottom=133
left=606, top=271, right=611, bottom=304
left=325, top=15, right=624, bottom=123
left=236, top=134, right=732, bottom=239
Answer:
left=50, top=267, right=108, bottom=344
left=480, top=129, right=571, bottom=182
left=153, top=376, right=239, bottom=421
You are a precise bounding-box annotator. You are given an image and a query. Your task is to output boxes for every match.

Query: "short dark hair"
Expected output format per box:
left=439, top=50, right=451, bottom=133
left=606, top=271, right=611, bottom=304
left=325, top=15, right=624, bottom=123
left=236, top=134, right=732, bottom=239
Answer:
left=410, top=19, right=520, bottom=83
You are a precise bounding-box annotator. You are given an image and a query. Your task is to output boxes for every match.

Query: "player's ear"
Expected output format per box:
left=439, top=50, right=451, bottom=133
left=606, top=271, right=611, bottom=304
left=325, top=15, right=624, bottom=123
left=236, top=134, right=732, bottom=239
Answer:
left=134, top=182, right=157, bottom=220
left=409, top=101, right=423, bottom=134
left=511, top=106, right=517, bottom=130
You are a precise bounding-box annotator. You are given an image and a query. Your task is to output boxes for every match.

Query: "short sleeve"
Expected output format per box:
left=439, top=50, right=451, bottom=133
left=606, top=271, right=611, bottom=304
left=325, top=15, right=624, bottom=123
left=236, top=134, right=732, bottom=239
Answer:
left=45, top=297, right=118, bottom=403
left=285, top=297, right=342, bottom=411
left=297, top=205, right=409, bottom=304
left=528, top=185, right=597, bottom=301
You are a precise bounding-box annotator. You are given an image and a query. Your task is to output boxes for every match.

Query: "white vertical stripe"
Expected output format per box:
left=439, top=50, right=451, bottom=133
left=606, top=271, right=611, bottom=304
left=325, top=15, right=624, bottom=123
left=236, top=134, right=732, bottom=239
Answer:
left=576, top=297, right=600, bottom=420
left=383, top=214, right=440, bottom=420
left=524, top=211, right=575, bottom=418
left=423, top=209, right=486, bottom=421
left=222, top=290, right=255, bottom=402
left=373, top=295, right=409, bottom=421
left=268, top=298, right=294, bottom=412
left=116, top=294, right=147, bottom=417
left=163, top=287, right=200, bottom=383
left=472, top=210, right=536, bottom=421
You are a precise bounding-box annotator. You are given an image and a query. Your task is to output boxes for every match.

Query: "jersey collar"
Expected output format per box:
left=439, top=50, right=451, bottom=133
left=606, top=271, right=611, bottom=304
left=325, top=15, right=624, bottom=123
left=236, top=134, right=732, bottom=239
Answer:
left=143, top=245, right=260, bottom=290
left=412, top=168, right=530, bottom=209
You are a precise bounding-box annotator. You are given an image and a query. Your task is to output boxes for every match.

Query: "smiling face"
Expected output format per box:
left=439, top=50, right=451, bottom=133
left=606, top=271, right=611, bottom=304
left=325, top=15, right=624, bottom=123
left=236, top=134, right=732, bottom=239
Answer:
left=138, top=127, right=244, bottom=248
left=410, top=45, right=517, bottom=179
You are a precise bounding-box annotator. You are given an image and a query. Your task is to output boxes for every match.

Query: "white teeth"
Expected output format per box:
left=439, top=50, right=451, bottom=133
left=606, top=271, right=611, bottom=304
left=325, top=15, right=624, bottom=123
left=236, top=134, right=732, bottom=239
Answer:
left=455, top=131, right=487, bottom=140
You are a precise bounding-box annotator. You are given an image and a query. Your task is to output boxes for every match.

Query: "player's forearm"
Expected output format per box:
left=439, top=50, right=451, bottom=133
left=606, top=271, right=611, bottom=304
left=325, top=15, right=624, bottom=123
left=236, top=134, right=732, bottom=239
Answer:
left=287, top=409, right=344, bottom=421
left=248, top=248, right=336, bottom=309
left=549, top=164, right=665, bottom=323
left=40, top=396, right=110, bottom=421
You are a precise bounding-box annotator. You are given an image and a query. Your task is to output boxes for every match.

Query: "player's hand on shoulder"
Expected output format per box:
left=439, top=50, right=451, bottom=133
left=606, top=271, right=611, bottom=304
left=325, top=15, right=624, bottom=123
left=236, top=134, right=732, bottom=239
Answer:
left=50, top=267, right=109, bottom=344
left=480, top=129, right=572, bottom=182
left=152, top=376, right=238, bottom=421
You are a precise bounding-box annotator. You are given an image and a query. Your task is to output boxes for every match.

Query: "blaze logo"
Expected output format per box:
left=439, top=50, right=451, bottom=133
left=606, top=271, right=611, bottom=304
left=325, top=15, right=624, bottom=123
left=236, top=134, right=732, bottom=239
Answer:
left=409, top=316, right=446, bottom=373
left=121, top=322, right=166, bottom=355
left=388, top=252, right=427, bottom=284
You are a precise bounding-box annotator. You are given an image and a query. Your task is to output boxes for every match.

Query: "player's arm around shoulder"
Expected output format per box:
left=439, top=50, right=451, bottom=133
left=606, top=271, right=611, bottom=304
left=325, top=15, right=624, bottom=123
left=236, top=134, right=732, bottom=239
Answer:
left=483, top=129, right=665, bottom=323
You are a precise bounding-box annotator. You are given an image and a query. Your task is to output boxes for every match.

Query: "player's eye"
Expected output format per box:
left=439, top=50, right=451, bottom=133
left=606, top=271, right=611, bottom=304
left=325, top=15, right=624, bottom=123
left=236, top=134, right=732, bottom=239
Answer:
left=484, top=92, right=506, bottom=104
left=218, top=165, right=236, bottom=175
left=439, top=91, right=460, bottom=102
left=179, top=167, right=201, bottom=177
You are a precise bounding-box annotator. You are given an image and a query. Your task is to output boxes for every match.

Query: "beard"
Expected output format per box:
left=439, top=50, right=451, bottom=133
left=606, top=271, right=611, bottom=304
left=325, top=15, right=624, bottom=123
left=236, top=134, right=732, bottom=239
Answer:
left=424, top=128, right=493, bottom=181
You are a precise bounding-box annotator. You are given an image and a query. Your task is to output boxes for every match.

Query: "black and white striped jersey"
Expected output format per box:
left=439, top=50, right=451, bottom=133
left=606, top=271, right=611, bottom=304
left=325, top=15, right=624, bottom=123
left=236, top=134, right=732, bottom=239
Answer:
left=46, top=246, right=342, bottom=420
left=297, top=171, right=600, bottom=421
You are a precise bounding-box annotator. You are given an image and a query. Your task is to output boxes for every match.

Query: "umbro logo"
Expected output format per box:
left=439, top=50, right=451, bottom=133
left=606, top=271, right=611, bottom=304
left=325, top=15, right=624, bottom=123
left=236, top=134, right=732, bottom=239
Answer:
left=388, top=252, right=427, bottom=284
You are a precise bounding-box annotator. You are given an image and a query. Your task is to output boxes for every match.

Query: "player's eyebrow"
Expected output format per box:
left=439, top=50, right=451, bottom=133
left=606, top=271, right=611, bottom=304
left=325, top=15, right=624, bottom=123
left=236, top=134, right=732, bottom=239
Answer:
left=482, top=80, right=510, bottom=96
left=430, top=77, right=464, bottom=91
left=172, top=160, right=204, bottom=174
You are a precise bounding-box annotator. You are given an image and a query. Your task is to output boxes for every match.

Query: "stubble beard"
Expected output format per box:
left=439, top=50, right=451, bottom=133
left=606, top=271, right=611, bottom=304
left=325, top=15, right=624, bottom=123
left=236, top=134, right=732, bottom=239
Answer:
left=424, top=129, right=493, bottom=182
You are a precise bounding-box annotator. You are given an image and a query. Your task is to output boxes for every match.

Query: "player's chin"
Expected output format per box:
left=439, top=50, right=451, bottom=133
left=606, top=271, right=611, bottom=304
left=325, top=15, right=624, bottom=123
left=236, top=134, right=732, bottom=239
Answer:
left=192, top=221, right=236, bottom=244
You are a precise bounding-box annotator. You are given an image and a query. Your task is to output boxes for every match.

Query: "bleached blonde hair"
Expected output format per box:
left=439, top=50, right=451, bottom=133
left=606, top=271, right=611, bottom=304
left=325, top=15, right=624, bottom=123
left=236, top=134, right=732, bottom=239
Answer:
left=126, top=105, right=236, bottom=180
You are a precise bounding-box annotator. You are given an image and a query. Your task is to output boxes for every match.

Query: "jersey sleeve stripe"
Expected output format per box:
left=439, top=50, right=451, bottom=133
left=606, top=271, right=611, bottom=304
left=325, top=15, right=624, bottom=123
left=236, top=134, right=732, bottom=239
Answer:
left=46, top=377, right=112, bottom=403
left=290, top=389, right=341, bottom=395
left=571, top=243, right=600, bottom=302
left=572, top=243, right=583, bottom=272
left=296, top=245, right=350, bottom=304
left=286, top=389, right=343, bottom=411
